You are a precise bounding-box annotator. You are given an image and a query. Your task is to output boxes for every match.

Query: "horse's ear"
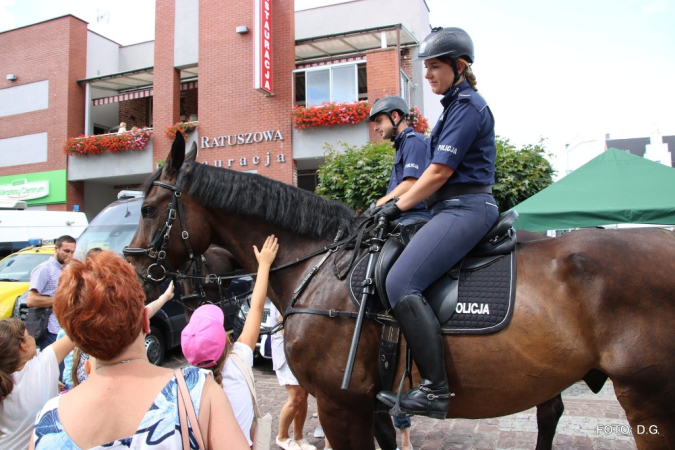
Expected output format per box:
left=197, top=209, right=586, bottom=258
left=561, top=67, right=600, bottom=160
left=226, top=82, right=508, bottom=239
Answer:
left=185, top=141, right=197, bottom=163
left=164, top=132, right=186, bottom=177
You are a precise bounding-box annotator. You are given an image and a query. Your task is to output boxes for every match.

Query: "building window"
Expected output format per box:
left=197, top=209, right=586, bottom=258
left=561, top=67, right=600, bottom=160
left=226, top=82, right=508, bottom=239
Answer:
left=297, top=171, right=318, bottom=192
left=295, top=62, right=367, bottom=106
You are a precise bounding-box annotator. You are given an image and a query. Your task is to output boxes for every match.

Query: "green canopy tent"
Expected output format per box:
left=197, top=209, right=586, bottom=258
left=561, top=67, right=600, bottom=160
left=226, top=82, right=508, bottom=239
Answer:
left=512, top=148, right=675, bottom=232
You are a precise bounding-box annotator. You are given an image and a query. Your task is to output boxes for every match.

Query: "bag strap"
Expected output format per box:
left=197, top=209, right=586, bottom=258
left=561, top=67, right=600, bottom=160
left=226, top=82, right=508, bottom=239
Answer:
left=175, top=368, right=206, bottom=450
left=229, top=348, right=262, bottom=418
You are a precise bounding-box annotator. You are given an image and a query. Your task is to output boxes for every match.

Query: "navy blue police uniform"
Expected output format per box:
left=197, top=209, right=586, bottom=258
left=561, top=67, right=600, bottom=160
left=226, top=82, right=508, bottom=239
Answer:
left=386, top=80, right=500, bottom=306
left=388, top=126, right=431, bottom=225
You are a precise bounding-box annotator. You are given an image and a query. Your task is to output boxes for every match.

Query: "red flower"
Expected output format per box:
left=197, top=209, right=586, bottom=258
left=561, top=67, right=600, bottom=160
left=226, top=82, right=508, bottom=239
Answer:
left=63, top=128, right=153, bottom=157
left=292, top=101, right=370, bottom=131
left=408, top=106, right=430, bottom=135
left=165, top=121, right=199, bottom=140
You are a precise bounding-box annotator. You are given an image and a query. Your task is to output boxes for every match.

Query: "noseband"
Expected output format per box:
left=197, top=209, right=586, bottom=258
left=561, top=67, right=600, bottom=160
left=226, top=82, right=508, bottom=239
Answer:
left=123, top=165, right=194, bottom=282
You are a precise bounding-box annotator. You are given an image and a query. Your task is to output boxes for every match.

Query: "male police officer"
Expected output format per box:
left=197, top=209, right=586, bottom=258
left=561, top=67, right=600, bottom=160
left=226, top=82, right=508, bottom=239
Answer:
left=368, top=96, right=430, bottom=225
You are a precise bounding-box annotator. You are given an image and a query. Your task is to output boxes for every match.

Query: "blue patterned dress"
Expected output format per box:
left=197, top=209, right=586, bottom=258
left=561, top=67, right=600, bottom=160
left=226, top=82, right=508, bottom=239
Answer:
left=32, top=367, right=208, bottom=449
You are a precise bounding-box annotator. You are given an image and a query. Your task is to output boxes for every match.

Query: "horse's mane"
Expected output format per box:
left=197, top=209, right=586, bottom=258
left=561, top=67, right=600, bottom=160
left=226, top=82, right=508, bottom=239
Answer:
left=176, top=162, right=356, bottom=239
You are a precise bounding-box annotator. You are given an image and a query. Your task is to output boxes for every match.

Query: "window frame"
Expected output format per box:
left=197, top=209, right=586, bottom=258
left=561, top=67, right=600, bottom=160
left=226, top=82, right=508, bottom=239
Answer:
left=294, top=61, right=366, bottom=107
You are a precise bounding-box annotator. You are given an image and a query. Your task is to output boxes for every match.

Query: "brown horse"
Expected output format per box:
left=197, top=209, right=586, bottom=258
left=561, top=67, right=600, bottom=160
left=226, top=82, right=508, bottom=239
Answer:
left=178, top=244, right=238, bottom=319
left=125, top=138, right=675, bottom=449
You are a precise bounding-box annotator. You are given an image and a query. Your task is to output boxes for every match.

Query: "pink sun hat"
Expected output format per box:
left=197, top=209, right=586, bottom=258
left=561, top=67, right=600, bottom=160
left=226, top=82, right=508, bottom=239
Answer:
left=181, top=304, right=226, bottom=368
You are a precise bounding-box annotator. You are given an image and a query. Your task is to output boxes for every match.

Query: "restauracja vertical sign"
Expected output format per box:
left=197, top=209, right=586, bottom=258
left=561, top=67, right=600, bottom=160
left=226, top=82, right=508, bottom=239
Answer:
left=254, top=0, right=273, bottom=94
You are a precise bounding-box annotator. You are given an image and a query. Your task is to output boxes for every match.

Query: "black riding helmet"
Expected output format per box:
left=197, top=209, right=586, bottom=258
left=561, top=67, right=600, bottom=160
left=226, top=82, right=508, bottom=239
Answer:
left=367, top=96, right=410, bottom=142
left=416, top=27, right=474, bottom=92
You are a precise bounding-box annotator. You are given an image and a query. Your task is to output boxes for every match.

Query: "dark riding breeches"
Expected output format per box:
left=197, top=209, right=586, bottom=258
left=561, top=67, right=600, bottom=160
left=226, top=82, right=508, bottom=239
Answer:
left=386, top=193, right=499, bottom=307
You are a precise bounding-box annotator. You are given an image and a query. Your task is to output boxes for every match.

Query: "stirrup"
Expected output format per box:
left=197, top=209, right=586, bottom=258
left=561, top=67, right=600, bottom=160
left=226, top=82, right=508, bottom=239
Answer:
left=390, top=342, right=414, bottom=418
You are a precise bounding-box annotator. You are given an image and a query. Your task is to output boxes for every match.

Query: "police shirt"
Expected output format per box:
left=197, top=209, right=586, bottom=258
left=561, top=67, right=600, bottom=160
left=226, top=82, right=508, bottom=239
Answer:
left=429, top=80, right=496, bottom=187
left=387, top=126, right=429, bottom=211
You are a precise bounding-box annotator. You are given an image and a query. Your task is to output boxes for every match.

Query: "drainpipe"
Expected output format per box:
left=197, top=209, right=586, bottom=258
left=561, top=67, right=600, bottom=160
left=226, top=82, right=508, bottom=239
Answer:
left=84, top=83, right=92, bottom=135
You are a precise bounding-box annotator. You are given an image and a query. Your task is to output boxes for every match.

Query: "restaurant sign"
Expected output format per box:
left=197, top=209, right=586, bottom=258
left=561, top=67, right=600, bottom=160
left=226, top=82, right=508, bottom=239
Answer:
left=254, top=0, right=273, bottom=94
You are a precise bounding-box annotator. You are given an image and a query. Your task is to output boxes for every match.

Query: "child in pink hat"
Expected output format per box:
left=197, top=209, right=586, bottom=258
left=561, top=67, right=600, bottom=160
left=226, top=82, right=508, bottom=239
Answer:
left=182, top=235, right=278, bottom=447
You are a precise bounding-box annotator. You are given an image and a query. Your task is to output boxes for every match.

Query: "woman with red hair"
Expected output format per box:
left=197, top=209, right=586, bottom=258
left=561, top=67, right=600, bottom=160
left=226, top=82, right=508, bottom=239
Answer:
left=30, top=250, right=248, bottom=449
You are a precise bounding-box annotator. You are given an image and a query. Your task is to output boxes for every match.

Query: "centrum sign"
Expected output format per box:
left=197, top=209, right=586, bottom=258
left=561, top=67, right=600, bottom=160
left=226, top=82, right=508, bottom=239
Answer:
left=0, top=170, right=66, bottom=206
left=0, top=179, right=49, bottom=201
left=254, top=0, right=273, bottom=94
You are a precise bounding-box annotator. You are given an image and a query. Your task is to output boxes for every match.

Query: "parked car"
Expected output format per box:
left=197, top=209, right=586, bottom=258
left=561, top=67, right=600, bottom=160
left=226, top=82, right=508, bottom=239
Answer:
left=0, top=243, right=55, bottom=319
left=75, top=193, right=268, bottom=365
left=229, top=276, right=275, bottom=359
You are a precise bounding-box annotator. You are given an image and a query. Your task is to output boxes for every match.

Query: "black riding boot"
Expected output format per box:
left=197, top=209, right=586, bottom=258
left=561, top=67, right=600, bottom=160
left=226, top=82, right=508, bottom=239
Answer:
left=376, top=294, right=450, bottom=420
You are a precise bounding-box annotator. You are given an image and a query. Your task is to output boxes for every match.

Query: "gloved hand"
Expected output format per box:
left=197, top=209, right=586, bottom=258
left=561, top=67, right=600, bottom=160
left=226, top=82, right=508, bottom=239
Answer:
left=362, top=202, right=382, bottom=218
left=377, top=200, right=402, bottom=221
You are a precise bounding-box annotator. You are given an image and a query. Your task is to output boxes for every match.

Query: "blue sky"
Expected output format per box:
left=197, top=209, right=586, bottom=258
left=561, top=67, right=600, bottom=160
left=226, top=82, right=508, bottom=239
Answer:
left=2, top=0, right=674, bottom=172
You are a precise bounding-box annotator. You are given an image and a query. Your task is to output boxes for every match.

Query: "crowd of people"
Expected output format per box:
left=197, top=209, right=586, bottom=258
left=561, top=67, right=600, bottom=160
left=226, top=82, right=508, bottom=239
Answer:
left=1, top=24, right=493, bottom=450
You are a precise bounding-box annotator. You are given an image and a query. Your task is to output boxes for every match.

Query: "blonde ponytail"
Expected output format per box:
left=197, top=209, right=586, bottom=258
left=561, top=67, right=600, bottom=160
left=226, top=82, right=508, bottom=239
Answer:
left=457, top=58, right=477, bottom=91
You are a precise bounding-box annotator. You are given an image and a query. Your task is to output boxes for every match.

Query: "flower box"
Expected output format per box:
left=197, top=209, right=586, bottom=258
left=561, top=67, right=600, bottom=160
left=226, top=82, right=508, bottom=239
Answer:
left=165, top=121, right=199, bottom=140
left=63, top=128, right=153, bottom=157
left=292, top=101, right=370, bottom=131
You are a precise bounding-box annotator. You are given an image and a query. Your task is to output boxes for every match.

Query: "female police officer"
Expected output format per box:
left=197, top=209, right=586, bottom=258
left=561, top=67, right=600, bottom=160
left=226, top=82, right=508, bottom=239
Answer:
left=376, top=27, right=500, bottom=419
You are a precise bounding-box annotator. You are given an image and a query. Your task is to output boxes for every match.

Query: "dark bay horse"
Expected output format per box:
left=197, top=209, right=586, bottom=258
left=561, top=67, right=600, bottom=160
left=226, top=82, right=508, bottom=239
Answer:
left=126, top=138, right=675, bottom=449
left=178, top=244, right=238, bottom=319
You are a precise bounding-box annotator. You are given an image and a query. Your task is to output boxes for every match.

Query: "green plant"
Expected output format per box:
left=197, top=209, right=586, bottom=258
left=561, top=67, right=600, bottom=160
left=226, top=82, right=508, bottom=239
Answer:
left=493, top=136, right=555, bottom=211
left=316, top=140, right=395, bottom=212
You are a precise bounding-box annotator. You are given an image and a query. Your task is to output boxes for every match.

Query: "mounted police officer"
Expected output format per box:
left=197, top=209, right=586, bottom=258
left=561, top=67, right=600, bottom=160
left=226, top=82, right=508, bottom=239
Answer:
left=367, top=96, right=431, bottom=225
left=376, top=27, right=500, bottom=419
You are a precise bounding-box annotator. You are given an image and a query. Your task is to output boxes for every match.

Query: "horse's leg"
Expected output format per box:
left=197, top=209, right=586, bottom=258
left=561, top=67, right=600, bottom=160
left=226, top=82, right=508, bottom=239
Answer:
left=612, top=381, right=675, bottom=449
left=535, top=393, right=564, bottom=450
left=317, top=396, right=377, bottom=450
left=373, top=412, right=397, bottom=450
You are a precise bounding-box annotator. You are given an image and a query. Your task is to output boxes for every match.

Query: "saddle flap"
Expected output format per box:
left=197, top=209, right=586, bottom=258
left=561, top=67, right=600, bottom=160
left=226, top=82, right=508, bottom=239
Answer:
left=423, top=273, right=459, bottom=325
left=374, top=237, right=406, bottom=310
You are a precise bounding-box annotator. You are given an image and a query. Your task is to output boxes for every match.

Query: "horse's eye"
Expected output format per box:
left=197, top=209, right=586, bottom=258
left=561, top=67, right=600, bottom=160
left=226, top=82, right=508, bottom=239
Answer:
left=141, top=205, right=156, bottom=218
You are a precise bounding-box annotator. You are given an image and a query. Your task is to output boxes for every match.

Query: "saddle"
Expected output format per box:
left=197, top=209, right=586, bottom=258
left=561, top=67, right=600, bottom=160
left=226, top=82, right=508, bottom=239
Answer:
left=348, top=209, right=518, bottom=334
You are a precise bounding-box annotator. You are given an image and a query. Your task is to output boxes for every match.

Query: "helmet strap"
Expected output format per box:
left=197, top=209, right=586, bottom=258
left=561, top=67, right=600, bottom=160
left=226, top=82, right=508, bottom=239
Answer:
left=388, top=112, right=406, bottom=142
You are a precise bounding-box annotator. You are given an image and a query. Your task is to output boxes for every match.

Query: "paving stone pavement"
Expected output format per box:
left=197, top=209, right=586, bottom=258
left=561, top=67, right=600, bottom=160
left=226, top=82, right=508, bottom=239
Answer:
left=162, top=351, right=638, bottom=449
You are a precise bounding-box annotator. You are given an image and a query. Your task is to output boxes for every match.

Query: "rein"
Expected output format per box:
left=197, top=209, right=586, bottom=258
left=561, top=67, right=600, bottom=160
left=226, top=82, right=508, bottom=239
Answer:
left=123, top=164, right=380, bottom=288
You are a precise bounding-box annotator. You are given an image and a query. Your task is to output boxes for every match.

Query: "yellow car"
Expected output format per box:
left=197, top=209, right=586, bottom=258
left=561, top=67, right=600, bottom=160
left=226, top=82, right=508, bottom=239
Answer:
left=0, top=245, right=55, bottom=318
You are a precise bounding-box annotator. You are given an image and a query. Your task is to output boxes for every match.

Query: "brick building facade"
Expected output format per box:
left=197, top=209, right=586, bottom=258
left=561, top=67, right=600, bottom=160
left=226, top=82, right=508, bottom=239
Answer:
left=0, top=15, right=87, bottom=211
left=1, top=0, right=432, bottom=218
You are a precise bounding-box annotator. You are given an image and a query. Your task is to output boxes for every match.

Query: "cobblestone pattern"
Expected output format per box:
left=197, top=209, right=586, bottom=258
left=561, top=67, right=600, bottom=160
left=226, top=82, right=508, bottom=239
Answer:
left=162, top=352, right=637, bottom=450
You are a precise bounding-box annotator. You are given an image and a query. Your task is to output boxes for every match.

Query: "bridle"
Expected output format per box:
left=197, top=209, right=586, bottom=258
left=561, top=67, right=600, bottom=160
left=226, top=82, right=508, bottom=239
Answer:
left=123, top=162, right=383, bottom=310
left=123, top=164, right=193, bottom=283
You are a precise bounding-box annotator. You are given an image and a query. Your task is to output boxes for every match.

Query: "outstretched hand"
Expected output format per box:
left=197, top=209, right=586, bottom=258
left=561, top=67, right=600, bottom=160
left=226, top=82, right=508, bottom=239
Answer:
left=253, top=235, right=279, bottom=267
left=160, top=280, right=174, bottom=301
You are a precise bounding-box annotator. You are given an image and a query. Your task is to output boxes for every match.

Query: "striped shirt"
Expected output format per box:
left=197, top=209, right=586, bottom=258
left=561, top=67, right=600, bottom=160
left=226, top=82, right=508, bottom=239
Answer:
left=28, top=257, right=63, bottom=334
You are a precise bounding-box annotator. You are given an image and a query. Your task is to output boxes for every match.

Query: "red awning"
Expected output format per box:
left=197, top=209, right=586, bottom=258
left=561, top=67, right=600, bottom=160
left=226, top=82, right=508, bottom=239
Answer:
left=92, top=81, right=198, bottom=106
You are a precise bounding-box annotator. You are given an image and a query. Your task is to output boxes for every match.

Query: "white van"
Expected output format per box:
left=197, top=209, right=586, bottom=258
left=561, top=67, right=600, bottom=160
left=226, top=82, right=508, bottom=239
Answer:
left=0, top=210, right=89, bottom=256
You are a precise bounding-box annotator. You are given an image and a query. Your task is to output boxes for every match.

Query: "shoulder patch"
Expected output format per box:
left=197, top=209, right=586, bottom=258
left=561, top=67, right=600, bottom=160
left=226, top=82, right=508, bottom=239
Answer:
left=458, top=93, right=472, bottom=103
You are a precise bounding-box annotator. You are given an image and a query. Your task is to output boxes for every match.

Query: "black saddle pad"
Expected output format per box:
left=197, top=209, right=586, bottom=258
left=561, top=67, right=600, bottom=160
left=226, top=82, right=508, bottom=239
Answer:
left=440, top=252, right=515, bottom=334
left=347, top=248, right=516, bottom=336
